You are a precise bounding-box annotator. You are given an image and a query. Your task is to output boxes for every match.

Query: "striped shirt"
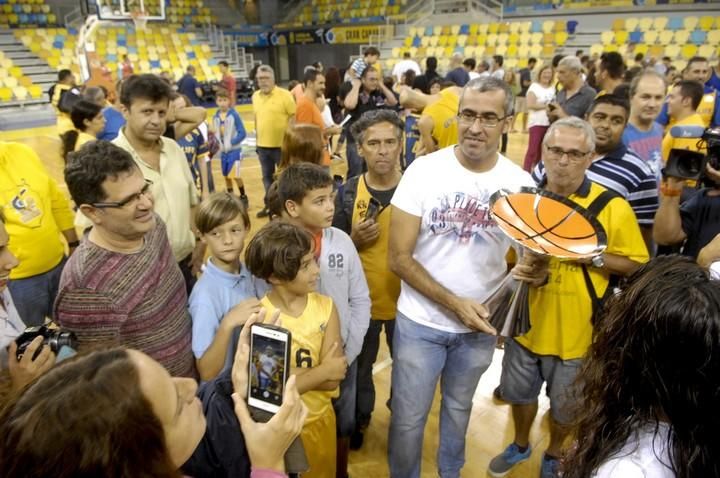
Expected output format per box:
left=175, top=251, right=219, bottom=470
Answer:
left=532, top=144, right=659, bottom=226
left=55, top=217, right=196, bottom=378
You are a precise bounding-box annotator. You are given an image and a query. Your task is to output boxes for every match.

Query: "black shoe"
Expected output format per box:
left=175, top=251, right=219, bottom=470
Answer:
left=256, top=207, right=269, bottom=218
left=239, top=194, right=249, bottom=210
left=493, top=385, right=507, bottom=403
left=349, top=429, right=364, bottom=450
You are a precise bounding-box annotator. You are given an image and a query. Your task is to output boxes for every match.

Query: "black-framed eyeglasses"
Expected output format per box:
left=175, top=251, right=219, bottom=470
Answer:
left=544, top=145, right=591, bottom=162
left=90, top=180, right=153, bottom=209
left=456, top=110, right=509, bottom=128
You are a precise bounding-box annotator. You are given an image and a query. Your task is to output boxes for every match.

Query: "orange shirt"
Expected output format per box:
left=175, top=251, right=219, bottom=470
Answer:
left=295, top=94, right=330, bottom=166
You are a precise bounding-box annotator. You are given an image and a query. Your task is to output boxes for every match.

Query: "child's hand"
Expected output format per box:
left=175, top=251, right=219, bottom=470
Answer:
left=320, top=342, right=348, bottom=381
left=223, top=298, right=262, bottom=331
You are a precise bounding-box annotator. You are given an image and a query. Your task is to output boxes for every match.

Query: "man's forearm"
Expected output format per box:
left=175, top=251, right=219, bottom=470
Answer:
left=380, top=84, right=398, bottom=106
left=390, top=253, right=456, bottom=311
left=599, top=253, right=644, bottom=277
left=653, top=196, right=685, bottom=245
left=61, top=228, right=79, bottom=245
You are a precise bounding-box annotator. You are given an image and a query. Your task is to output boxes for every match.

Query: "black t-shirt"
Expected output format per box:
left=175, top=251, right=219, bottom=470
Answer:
left=339, top=81, right=389, bottom=141
left=680, top=188, right=720, bottom=258
left=413, top=70, right=440, bottom=94
left=518, top=68, right=531, bottom=97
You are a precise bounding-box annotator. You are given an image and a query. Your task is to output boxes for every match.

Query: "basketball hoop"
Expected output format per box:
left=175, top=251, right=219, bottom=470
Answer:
left=131, top=10, right=147, bottom=30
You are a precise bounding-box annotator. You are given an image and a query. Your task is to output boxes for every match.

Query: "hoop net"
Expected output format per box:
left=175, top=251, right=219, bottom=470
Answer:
left=131, top=10, right=147, bottom=30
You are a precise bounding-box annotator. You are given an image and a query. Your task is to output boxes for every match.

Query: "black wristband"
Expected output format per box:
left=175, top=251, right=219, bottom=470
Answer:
left=68, top=240, right=80, bottom=248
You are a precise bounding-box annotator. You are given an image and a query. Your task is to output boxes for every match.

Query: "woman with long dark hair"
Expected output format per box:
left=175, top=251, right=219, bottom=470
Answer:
left=564, top=255, right=720, bottom=477
left=59, top=99, right=105, bottom=161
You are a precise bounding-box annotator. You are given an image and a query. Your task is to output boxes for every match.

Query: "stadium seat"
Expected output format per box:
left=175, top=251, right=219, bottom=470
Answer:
left=674, top=29, right=690, bottom=45
left=699, top=16, right=714, bottom=31
left=600, top=31, right=614, bottom=44
left=12, top=85, right=27, bottom=100
left=0, top=87, right=12, bottom=102
left=708, top=30, right=720, bottom=44
left=698, top=44, right=714, bottom=58
left=651, top=16, right=667, bottom=31
left=683, top=16, right=698, bottom=31
left=690, top=30, right=707, bottom=45
left=555, top=31, right=568, bottom=46
left=681, top=44, right=698, bottom=60
left=644, top=30, right=658, bottom=43
left=611, top=18, right=624, bottom=31
left=658, top=30, right=674, bottom=44
left=625, top=17, right=639, bottom=31
left=542, top=20, right=553, bottom=33
left=667, top=17, right=683, bottom=31
left=634, top=44, right=649, bottom=55
left=615, top=30, right=629, bottom=44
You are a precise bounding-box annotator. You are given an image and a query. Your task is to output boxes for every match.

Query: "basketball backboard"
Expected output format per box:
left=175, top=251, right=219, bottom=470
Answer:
left=92, top=0, right=165, bottom=21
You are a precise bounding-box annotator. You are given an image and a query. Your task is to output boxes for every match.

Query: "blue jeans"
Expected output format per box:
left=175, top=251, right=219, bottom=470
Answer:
left=356, top=318, right=395, bottom=428
left=256, top=147, right=281, bottom=202
left=8, top=257, right=67, bottom=327
left=388, top=313, right=496, bottom=478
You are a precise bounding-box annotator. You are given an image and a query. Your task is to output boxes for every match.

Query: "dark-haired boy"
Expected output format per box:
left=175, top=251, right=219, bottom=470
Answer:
left=278, top=163, right=371, bottom=477
left=75, top=73, right=205, bottom=293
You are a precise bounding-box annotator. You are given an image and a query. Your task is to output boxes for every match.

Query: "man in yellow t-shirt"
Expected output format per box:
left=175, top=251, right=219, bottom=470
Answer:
left=417, top=85, right=462, bottom=153
left=489, top=117, right=648, bottom=478
left=332, top=109, right=404, bottom=449
left=661, top=80, right=708, bottom=163
left=0, top=141, right=78, bottom=326
left=252, top=65, right=296, bottom=218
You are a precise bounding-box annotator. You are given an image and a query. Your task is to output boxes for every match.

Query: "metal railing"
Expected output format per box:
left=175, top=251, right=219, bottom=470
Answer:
left=469, top=0, right=503, bottom=20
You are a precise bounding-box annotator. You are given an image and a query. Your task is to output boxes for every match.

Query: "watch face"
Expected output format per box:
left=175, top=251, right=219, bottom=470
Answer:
left=592, top=255, right=604, bottom=268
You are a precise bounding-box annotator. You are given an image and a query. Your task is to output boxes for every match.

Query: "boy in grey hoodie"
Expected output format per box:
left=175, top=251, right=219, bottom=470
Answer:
left=278, top=163, right=371, bottom=478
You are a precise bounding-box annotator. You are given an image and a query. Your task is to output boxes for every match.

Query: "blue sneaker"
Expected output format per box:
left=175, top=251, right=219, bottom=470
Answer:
left=488, top=443, right=532, bottom=477
left=540, top=453, right=561, bottom=478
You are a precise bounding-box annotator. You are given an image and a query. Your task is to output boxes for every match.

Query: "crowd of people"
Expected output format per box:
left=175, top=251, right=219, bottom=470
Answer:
left=1, top=39, right=720, bottom=478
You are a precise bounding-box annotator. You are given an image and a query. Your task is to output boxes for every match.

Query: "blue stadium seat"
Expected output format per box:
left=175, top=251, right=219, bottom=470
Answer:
left=690, top=30, right=707, bottom=45
left=150, top=60, right=161, bottom=68
left=531, top=20, right=542, bottom=33
left=567, top=20, right=578, bottom=34
left=412, top=36, right=421, bottom=47
left=629, top=31, right=643, bottom=43
left=425, top=26, right=433, bottom=36
left=667, top=17, right=683, bottom=30
left=187, top=51, right=196, bottom=59
left=459, top=24, right=469, bottom=35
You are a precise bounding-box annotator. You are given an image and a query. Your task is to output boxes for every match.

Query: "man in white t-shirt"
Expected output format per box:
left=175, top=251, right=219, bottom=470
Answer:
left=387, top=77, right=549, bottom=478
left=392, top=52, right=422, bottom=83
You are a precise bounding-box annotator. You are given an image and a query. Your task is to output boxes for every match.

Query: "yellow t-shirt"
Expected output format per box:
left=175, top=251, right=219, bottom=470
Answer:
left=422, top=88, right=459, bottom=150
left=665, top=88, right=717, bottom=130
left=74, top=131, right=97, bottom=151
left=661, top=113, right=707, bottom=163
left=260, top=293, right=338, bottom=424
left=252, top=86, right=297, bottom=148
left=0, top=141, right=75, bottom=279
left=350, top=176, right=401, bottom=320
left=515, top=182, right=649, bottom=360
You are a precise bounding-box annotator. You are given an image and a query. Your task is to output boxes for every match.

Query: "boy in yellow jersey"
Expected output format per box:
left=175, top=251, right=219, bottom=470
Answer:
left=245, top=221, right=348, bottom=478
left=661, top=80, right=708, bottom=164
left=333, top=110, right=404, bottom=449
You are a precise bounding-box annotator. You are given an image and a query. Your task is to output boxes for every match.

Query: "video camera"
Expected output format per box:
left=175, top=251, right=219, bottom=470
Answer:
left=15, top=325, right=77, bottom=361
left=664, top=125, right=720, bottom=186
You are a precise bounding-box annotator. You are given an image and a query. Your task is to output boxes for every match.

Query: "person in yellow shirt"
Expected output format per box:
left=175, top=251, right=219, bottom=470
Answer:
left=59, top=99, right=106, bottom=161
left=661, top=80, right=708, bottom=164
left=245, top=221, right=347, bottom=478
left=332, top=109, right=403, bottom=449
left=489, top=117, right=648, bottom=478
left=0, top=141, right=78, bottom=327
left=252, top=65, right=297, bottom=218
left=417, top=85, right=461, bottom=153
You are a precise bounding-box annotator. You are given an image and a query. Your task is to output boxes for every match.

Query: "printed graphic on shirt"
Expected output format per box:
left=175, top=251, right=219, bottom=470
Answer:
left=428, top=191, right=496, bottom=242
left=325, top=253, right=345, bottom=278
left=5, top=183, right=42, bottom=226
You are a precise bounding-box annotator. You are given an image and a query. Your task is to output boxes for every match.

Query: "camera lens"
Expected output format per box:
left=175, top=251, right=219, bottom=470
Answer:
left=47, top=330, right=78, bottom=353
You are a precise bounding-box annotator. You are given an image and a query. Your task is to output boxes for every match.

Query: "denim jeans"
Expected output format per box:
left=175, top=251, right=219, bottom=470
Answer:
left=356, top=318, right=395, bottom=428
left=333, top=359, right=358, bottom=437
left=345, top=140, right=366, bottom=180
left=388, top=313, right=496, bottom=478
left=8, top=257, right=67, bottom=327
left=256, top=147, right=281, bottom=201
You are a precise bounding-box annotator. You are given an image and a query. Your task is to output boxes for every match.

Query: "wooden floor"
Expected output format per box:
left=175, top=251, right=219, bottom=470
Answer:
left=1, top=111, right=551, bottom=478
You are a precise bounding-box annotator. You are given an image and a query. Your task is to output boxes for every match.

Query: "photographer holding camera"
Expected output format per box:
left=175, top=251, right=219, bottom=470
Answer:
left=660, top=81, right=707, bottom=164
left=0, top=211, right=56, bottom=392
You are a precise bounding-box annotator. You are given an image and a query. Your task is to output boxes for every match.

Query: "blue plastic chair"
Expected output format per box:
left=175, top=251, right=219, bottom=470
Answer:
left=52, top=40, right=63, bottom=49
left=460, top=24, right=470, bottom=35
left=187, top=51, right=196, bottom=59
left=150, top=60, right=161, bottom=69
left=412, top=35, right=421, bottom=47
left=567, top=20, right=578, bottom=34
left=691, top=30, right=707, bottom=45
left=425, top=26, right=433, bottom=36
left=667, top=17, right=683, bottom=30
left=629, top=31, right=643, bottom=43
left=531, top=20, right=543, bottom=33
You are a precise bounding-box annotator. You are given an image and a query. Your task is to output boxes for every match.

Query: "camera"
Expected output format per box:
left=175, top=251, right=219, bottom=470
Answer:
left=665, top=126, right=720, bottom=183
left=15, top=325, right=77, bottom=361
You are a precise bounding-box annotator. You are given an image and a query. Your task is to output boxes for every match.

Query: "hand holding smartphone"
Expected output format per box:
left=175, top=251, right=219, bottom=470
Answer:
left=248, top=323, right=292, bottom=414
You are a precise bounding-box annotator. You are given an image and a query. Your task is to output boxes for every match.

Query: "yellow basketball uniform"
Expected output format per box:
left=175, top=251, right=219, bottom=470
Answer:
left=422, top=88, right=459, bottom=149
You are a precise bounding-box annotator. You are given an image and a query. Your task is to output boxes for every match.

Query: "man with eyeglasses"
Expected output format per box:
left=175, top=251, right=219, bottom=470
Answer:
left=489, top=117, right=648, bottom=478
left=534, top=94, right=659, bottom=252
left=387, top=77, right=548, bottom=478
left=56, top=140, right=196, bottom=379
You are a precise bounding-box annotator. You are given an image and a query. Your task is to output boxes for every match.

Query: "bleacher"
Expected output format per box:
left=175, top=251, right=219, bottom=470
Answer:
left=15, top=26, right=221, bottom=84
left=166, top=0, right=215, bottom=26
left=591, top=15, right=720, bottom=71
left=389, top=20, right=577, bottom=72
left=0, top=49, right=44, bottom=102
left=289, top=0, right=406, bottom=26
left=509, top=0, right=710, bottom=13
left=0, top=0, right=57, bottom=27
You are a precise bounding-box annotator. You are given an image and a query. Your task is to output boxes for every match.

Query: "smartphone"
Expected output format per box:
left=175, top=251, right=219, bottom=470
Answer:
left=248, top=324, right=292, bottom=414
left=365, top=197, right=381, bottom=222
left=339, top=114, right=352, bottom=127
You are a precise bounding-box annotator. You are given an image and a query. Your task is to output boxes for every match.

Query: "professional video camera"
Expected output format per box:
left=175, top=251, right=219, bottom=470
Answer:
left=15, top=325, right=77, bottom=361
left=665, top=126, right=720, bottom=186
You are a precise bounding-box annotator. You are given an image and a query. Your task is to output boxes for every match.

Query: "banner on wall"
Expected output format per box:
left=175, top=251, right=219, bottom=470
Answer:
left=227, top=31, right=271, bottom=47
left=267, top=24, right=394, bottom=46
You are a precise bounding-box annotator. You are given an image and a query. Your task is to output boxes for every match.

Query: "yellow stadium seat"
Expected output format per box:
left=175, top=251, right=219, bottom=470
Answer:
left=3, top=76, right=17, bottom=88
left=469, top=24, right=479, bottom=35
left=618, top=44, right=628, bottom=56
left=698, top=44, right=714, bottom=58
left=542, top=45, right=555, bottom=57
left=487, top=33, right=497, bottom=46
left=457, top=35, right=467, bottom=47
left=626, top=17, right=639, bottom=31
left=612, top=18, right=624, bottom=31
left=19, top=76, right=32, bottom=87
left=438, top=35, right=447, bottom=47
left=13, top=86, right=28, bottom=101
left=488, top=23, right=499, bottom=34
left=658, top=30, right=674, bottom=44
left=699, top=16, right=714, bottom=31
left=681, top=44, right=698, bottom=59
left=520, top=21, right=531, bottom=33
left=497, top=33, right=508, bottom=45
left=615, top=30, right=629, bottom=44
left=644, top=30, right=658, bottom=43
left=665, top=44, right=680, bottom=58
left=530, top=32, right=542, bottom=44
left=403, top=37, right=412, bottom=48
left=478, top=24, right=488, bottom=34
left=509, top=22, right=520, bottom=33
left=542, top=21, right=554, bottom=34
left=634, top=44, right=649, bottom=55
left=506, top=59, right=517, bottom=69
left=601, top=31, right=614, bottom=44
left=708, top=30, right=720, bottom=44
left=675, top=29, right=691, bottom=45
left=448, top=34, right=458, bottom=47
left=0, top=87, right=12, bottom=102
left=508, top=32, right=519, bottom=44
left=475, top=46, right=485, bottom=57
left=542, top=32, right=553, bottom=44
left=450, top=24, right=460, bottom=35
left=517, top=45, right=529, bottom=58
left=684, top=16, right=698, bottom=31
left=645, top=44, right=662, bottom=58
left=605, top=44, right=618, bottom=53
left=590, top=44, right=603, bottom=56
left=496, top=44, right=507, bottom=56
left=433, top=25, right=442, bottom=35
left=507, top=44, right=518, bottom=57
left=464, top=45, right=475, bottom=57
left=441, top=25, right=451, bottom=36
left=499, top=23, right=509, bottom=34
left=421, top=36, right=431, bottom=47
left=653, top=16, right=668, bottom=31
left=555, top=31, right=568, bottom=46
left=519, top=32, right=530, bottom=45
left=529, top=44, right=542, bottom=57
left=485, top=45, right=495, bottom=56
left=28, top=84, right=42, bottom=99
left=392, top=46, right=401, bottom=57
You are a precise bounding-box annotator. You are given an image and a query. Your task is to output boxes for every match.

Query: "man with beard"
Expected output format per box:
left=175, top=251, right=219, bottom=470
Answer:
left=656, top=56, right=720, bottom=129
left=534, top=94, right=658, bottom=251
left=296, top=68, right=342, bottom=167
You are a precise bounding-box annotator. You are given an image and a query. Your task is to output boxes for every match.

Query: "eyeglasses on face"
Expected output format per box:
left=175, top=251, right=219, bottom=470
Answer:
left=456, top=110, right=508, bottom=128
left=90, top=180, right=154, bottom=209
left=543, top=145, right=591, bottom=162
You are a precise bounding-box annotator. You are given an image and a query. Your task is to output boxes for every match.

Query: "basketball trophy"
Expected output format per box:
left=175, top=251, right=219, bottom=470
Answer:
left=486, top=186, right=608, bottom=337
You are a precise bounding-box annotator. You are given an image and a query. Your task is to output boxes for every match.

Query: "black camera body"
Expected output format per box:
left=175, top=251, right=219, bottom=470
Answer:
left=665, top=127, right=720, bottom=183
left=15, top=325, right=77, bottom=361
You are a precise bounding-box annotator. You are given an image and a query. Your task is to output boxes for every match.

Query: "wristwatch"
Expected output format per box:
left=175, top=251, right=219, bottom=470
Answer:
left=591, top=254, right=605, bottom=269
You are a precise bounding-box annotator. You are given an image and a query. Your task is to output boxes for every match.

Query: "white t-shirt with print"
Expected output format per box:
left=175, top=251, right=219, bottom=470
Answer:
left=593, top=422, right=674, bottom=478
left=527, top=82, right=556, bottom=128
left=391, top=146, right=534, bottom=333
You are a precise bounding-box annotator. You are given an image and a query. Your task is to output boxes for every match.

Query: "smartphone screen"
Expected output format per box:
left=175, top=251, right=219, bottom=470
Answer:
left=248, top=324, right=291, bottom=414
